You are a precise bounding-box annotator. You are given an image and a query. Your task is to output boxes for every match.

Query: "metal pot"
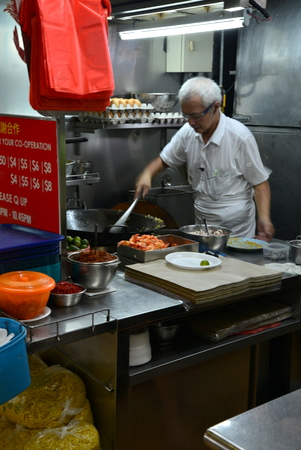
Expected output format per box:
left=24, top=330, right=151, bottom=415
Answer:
left=66, top=209, right=165, bottom=247
left=180, top=224, right=231, bottom=253
left=67, top=252, right=120, bottom=291
left=289, top=236, right=301, bottom=264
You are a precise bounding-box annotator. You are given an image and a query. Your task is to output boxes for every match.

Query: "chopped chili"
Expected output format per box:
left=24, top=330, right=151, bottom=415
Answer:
left=51, top=281, right=83, bottom=294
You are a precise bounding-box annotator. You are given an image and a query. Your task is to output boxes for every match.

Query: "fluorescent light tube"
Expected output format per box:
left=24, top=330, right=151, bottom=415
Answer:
left=119, top=17, right=244, bottom=40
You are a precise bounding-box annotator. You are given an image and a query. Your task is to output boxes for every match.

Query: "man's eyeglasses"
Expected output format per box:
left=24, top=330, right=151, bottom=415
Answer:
left=182, top=102, right=216, bottom=121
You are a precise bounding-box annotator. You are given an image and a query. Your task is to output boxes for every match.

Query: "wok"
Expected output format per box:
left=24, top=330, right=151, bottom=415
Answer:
left=66, top=209, right=165, bottom=247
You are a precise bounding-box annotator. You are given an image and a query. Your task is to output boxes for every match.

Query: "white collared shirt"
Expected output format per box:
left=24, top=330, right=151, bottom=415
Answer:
left=160, top=112, right=270, bottom=237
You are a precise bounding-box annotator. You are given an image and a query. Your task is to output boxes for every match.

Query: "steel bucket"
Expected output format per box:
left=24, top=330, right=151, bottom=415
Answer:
left=289, top=236, right=301, bottom=264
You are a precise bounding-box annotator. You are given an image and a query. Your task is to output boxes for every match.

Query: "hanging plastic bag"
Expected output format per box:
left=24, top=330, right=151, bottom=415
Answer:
left=18, top=0, right=114, bottom=111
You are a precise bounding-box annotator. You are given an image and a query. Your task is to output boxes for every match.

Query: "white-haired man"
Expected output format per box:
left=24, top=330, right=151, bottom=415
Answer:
left=135, top=77, right=274, bottom=240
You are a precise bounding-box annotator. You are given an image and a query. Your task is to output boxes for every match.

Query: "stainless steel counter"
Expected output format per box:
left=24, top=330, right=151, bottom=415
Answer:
left=25, top=271, right=185, bottom=353
left=204, top=388, right=301, bottom=450
left=24, top=243, right=298, bottom=353
left=31, top=244, right=301, bottom=450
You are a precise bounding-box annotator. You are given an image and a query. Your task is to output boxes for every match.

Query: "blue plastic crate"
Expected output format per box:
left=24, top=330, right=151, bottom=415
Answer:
left=0, top=253, right=61, bottom=282
left=28, top=261, right=61, bottom=282
left=0, top=224, right=64, bottom=255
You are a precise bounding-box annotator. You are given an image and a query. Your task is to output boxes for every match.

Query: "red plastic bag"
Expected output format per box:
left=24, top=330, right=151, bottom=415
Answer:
left=19, top=0, right=114, bottom=111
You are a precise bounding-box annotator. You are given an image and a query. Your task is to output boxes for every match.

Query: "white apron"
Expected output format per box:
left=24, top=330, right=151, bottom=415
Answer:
left=194, top=191, right=256, bottom=238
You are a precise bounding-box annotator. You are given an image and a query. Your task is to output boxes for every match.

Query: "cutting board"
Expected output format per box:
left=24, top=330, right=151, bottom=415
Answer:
left=125, top=256, right=283, bottom=305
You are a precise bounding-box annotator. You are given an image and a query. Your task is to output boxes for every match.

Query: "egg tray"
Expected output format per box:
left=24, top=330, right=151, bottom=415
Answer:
left=117, top=234, right=199, bottom=263
left=78, top=105, right=185, bottom=125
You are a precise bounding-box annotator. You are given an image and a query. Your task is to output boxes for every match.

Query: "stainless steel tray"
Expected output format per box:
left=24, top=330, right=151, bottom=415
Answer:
left=117, top=234, right=199, bottom=263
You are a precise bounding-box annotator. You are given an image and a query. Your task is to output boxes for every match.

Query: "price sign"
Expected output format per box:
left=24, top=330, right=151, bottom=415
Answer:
left=0, top=116, right=60, bottom=233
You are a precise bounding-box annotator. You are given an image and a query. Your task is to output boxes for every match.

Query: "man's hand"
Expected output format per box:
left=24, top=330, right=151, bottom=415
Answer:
left=134, top=156, right=168, bottom=199
left=254, top=217, right=275, bottom=242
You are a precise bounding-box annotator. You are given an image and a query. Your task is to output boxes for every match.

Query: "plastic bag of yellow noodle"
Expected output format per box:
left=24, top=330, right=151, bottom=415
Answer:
left=0, top=365, right=86, bottom=429
left=27, top=354, right=48, bottom=378
left=24, top=420, right=101, bottom=450
left=73, top=398, right=94, bottom=424
left=0, top=414, right=13, bottom=432
left=0, top=424, right=37, bottom=450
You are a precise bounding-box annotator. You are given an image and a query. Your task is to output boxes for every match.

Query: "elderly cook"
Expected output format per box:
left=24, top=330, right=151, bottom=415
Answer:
left=135, top=77, right=275, bottom=240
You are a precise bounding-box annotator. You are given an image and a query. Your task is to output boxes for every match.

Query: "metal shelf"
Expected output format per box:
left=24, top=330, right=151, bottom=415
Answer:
left=0, top=306, right=114, bottom=354
left=74, top=119, right=183, bottom=134
left=66, top=172, right=100, bottom=186
left=129, top=317, right=300, bottom=386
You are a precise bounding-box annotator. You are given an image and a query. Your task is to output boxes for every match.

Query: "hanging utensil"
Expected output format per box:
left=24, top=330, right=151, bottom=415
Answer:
left=109, top=196, right=140, bottom=234
left=94, top=224, right=98, bottom=252
left=202, top=217, right=210, bottom=235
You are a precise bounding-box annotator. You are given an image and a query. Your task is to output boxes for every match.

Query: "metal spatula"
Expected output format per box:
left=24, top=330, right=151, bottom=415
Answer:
left=109, top=196, right=139, bottom=234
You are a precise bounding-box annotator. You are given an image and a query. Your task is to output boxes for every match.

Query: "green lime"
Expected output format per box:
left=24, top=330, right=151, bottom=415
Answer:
left=81, top=238, right=89, bottom=245
left=69, top=244, right=80, bottom=251
left=200, top=260, right=210, bottom=266
left=66, top=235, right=73, bottom=244
left=74, top=236, right=81, bottom=241
left=80, top=244, right=88, bottom=249
left=73, top=238, right=81, bottom=246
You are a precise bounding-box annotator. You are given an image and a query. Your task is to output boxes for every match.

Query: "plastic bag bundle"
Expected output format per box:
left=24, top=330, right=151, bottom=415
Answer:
left=27, top=354, right=48, bottom=378
left=0, top=424, right=36, bottom=450
left=0, top=365, right=86, bottom=429
left=18, top=0, right=114, bottom=111
left=0, top=420, right=100, bottom=450
left=73, top=398, right=94, bottom=425
left=0, top=414, right=13, bottom=433
left=24, top=420, right=100, bottom=450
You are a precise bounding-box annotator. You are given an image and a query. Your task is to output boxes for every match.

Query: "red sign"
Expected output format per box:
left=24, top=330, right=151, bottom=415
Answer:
left=0, top=116, right=60, bottom=234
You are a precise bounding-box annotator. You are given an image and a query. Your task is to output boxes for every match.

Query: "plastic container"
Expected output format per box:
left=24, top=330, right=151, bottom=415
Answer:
left=129, top=328, right=152, bottom=366
left=263, top=242, right=289, bottom=261
left=0, top=318, right=31, bottom=404
left=0, top=271, right=55, bottom=320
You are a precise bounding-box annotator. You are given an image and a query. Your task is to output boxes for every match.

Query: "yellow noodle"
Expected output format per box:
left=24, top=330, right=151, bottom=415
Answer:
left=24, top=420, right=100, bottom=450
left=0, top=365, right=86, bottom=429
left=0, top=414, right=13, bottom=432
left=0, top=424, right=36, bottom=450
left=28, top=354, right=48, bottom=378
left=73, top=398, right=94, bottom=424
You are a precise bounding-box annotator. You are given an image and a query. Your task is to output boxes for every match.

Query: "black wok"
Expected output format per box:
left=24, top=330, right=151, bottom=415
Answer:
left=66, top=209, right=165, bottom=247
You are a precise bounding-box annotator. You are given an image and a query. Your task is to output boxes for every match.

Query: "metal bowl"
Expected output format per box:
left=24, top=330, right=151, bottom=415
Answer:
left=72, top=160, right=94, bottom=175
left=132, top=93, right=178, bottom=112
left=49, top=283, right=86, bottom=307
left=67, top=252, right=120, bottom=291
left=66, top=159, right=75, bottom=176
left=180, top=224, right=231, bottom=253
left=150, top=321, right=180, bottom=345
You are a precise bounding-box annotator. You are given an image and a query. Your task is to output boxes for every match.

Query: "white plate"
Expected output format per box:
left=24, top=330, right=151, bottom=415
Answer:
left=227, top=238, right=268, bottom=251
left=165, top=252, right=222, bottom=270
left=20, top=306, right=51, bottom=323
